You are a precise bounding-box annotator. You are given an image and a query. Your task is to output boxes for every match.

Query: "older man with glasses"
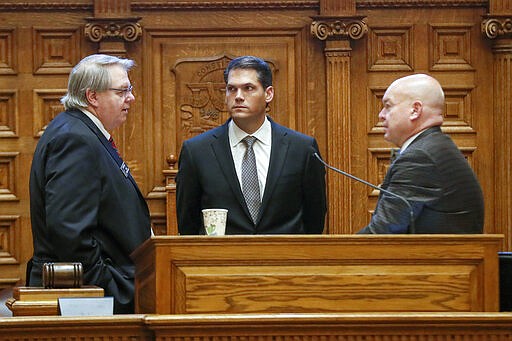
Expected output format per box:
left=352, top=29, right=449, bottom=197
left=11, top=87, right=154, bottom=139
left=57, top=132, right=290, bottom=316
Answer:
left=27, top=54, right=151, bottom=314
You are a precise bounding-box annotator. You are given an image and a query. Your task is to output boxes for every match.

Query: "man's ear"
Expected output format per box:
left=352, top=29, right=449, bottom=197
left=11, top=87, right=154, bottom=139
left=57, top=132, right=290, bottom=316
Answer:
left=410, top=101, right=422, bottom=120
left=265, top=86, right=274, bottom=104
left=85, top=88, right=98, bottom=107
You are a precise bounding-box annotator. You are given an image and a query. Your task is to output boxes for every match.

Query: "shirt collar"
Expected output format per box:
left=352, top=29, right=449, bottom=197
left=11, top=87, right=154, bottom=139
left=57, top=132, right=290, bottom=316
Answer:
left=79, top=108, right=111, bottom=140
left=229, top=117, right=271, bottom=147
left=400, top=129, right=424, bottom=153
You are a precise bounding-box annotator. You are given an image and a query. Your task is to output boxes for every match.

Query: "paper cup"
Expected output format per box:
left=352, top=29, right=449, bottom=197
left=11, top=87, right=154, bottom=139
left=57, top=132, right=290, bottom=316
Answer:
left=202, top=209, right=228, bottom=236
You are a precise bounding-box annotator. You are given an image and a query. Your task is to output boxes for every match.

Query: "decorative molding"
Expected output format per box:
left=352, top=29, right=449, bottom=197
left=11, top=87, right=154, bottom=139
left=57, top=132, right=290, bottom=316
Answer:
left=0, top=2, right=91, bottom=10
left=0, top=0, right=487, bottom=10
left=84, top=18, right=142, bottom=43
left=33, top=27, right=81, bottom=75
left=358, top=0, right=486, bottom=8
left=442, top=86, right=476, bottom=132
left=429, top=23, right=474, bottom=71
left=368, top=148, right=396, bottom=191
left=132, top=1, right=317, bottom=10
left=0, top=90, right=17, bottom=138
left=311, top=16, right=367, bottom=41
left=0, top=28, right=16, bottom=75
left=0, top=215, right=20, bottom=265
left=482, top=16, right=512, bottom=39
left=368, top=25, right=414, bottom=72
left=368, top=86, right=476, bottom=134
left=33, top=89, right=66, bottom=137
left=0, top=152, right=19, bottom=202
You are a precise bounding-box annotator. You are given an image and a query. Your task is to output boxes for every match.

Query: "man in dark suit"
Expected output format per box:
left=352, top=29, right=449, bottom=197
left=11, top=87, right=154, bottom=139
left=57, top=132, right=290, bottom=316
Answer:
left=358, top=74, right=484, bottom=234
left=176, top=56, right=327, bottom=235
left=28, top=54, right=151, bottom=313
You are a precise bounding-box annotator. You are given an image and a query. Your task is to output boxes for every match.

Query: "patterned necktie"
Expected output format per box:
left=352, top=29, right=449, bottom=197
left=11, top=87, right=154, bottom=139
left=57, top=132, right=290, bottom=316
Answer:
left=109, top=137, right=121, bottom=157
left=241, top=136, right=261, bottom=224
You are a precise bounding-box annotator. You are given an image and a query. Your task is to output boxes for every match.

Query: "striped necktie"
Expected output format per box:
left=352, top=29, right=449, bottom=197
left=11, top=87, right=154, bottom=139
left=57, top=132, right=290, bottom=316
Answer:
left=241, top=136, right=261, bottom=224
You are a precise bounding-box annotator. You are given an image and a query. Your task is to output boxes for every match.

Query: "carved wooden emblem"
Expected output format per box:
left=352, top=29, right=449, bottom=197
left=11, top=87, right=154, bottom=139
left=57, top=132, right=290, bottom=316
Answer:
left=173, top=55, right=232, bottom=141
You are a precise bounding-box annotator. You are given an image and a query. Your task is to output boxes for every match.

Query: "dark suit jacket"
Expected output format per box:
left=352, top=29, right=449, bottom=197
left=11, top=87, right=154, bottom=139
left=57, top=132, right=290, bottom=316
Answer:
left=176, top=118, right=327, bottom=235
left=28, top=109, right=151, bottom=313
left=358, top=126, right=484, bottom=234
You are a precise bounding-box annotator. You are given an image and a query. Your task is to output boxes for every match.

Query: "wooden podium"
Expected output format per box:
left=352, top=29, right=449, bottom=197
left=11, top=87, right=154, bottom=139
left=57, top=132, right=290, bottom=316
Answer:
left=131, top=235, right=502, bottom=314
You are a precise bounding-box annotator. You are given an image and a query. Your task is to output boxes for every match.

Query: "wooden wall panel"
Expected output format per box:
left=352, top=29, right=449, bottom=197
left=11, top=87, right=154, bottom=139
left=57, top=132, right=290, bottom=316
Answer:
left=0, top=0, right=507, bottom=289
left=350, top=6, right=494, bottom=233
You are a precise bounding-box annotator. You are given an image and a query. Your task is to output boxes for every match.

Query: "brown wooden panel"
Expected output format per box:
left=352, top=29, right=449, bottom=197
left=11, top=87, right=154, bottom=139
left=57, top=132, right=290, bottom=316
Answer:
left=0, top=0, right=506, bottom=293
left=132, top=235, right=502, bottom=314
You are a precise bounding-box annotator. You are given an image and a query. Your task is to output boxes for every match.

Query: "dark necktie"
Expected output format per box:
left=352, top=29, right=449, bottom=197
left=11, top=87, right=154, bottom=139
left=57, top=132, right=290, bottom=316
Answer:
left=241, top=136, right=261, bottom=224
left=109, top=137, right=121, bottom=157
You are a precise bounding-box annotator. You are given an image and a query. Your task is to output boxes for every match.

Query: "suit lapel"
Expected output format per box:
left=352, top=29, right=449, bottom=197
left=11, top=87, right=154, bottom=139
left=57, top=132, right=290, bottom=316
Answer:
left=209, top=121, right=249, bottom=216
left=258, top=121, right=289, bottom=220
left=67, top=110, right=146, bottom=200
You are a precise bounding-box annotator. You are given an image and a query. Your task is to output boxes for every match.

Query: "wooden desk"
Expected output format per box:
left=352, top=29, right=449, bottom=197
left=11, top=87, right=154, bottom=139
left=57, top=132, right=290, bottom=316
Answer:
left=131, top=235, right=502, bottom=314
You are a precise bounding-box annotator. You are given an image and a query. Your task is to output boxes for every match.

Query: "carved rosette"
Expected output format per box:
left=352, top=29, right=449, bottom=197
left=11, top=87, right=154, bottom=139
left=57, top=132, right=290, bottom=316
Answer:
left=482, top=16, right=512, bottom=39
left=84, top=18, right=142, bottom=43
left=311, top=16, right=367, bottom=41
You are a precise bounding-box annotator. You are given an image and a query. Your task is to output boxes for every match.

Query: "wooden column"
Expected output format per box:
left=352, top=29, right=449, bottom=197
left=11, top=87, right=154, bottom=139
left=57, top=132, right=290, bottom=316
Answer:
left=311, top=0, right=367, bottom=233
left=482, top=3, right=512, bottom=249
left=84, top=0, right=142, bottom=56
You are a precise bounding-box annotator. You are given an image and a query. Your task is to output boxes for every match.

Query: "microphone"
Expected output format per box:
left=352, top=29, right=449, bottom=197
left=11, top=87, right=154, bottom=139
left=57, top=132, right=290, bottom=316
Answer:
left=313, top=152, right=415, bottom=234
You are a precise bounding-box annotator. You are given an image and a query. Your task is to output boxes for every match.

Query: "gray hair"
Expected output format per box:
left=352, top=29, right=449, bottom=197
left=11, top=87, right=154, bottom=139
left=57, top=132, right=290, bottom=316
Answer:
left=61, top=54, right=135, bottom=110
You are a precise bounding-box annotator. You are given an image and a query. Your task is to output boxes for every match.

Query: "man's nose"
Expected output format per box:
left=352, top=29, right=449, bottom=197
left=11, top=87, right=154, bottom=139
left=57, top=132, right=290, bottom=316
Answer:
left=235, top=89, right=244, bottom=99
left=378, top=109, right=385, bottom=120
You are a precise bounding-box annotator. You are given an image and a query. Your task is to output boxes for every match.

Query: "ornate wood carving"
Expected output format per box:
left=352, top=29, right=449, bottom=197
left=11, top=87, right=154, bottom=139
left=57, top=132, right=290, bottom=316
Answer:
left=482, top=0, right=512, bottom=248
left=489, top=41, right=512, bottom=247
left=84, top=0, right=142, bottom=56
left=84, top=19, right=142, bottom=43
left=311, top=10, right=367, bottom=233
left=482, top=16, right=512, bottom=39
left=311, top=17, right=367, bottom=41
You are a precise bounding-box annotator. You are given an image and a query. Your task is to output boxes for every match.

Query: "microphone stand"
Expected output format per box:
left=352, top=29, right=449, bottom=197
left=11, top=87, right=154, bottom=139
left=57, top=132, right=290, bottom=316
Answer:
left=313, top=152, right=415, bottom=234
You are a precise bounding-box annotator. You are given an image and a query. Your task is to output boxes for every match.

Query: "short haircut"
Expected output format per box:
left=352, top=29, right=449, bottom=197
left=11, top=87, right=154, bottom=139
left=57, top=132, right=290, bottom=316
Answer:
left=223, top=55, right=272, bottom=89
left=61, top=54, right=135, bottom=110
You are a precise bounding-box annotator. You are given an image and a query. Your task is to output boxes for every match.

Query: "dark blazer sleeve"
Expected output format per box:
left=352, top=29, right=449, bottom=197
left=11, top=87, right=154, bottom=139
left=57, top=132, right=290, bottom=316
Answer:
left=43, top=133, right=108, bottom=263
left=176, top=140, right=204, bottom=235
left=302, top=139, right=327, bottom=233
left=36, top=130, right=146, bottom=313
left=357, top=150, right=442, bottom=234
left=42, top=132, right=132, bottom=306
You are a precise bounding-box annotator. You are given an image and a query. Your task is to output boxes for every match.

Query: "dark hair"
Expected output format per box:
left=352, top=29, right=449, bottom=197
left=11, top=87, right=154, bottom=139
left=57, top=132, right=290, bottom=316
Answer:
left=223, top=56, right=272, bottom=89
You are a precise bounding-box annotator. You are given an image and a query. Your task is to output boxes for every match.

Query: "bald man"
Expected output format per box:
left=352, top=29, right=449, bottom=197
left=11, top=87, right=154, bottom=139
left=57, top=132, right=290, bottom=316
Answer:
left=357, top=74, right=484, bottom=234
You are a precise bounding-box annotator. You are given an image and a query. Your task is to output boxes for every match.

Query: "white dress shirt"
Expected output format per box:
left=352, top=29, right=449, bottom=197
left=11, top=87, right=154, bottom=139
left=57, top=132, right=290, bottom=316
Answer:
left=229, top=117, right=272, bottom=199
left=80, top=108, right=111, bottom=141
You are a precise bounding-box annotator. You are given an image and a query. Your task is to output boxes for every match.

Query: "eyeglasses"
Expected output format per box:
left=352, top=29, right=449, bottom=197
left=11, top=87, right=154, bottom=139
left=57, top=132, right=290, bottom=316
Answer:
left=108, top=85, right=133, bottom=97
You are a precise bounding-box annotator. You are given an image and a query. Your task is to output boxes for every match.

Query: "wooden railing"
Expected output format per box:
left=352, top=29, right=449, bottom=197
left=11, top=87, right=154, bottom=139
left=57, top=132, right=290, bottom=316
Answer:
left=2, top=313, right=512, bottom=341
